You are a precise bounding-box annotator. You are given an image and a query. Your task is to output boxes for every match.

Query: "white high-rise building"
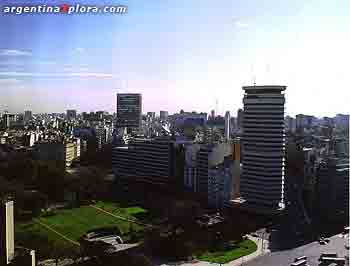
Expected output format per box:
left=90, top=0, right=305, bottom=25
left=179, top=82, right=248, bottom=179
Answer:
left=1, top=200, right=14, bottom=265
left=240, top=85, right=286, bottom=213
left=224, top=111, right=231, bottom=141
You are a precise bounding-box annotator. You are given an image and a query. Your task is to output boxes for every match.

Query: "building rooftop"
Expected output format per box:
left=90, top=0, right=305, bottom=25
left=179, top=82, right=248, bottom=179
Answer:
left=242, top=85, right=286, bottom=92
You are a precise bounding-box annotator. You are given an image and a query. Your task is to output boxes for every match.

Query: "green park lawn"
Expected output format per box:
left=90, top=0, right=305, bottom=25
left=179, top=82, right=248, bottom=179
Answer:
left=15, top=202, right=147, bottom=257
left=94, top=201, right=147, bottom=219
left=198, top=239, right=258, bottom=264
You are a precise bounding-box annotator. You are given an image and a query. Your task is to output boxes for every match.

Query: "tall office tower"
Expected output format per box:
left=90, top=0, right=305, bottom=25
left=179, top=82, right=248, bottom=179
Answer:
left=240, top=85, right=286, bottom=213
left=0, top=200, right=14, bottom=265
left=116, top=93, right=142, bottom=131
left=237, top=108, right=243, bottom=131
left=224, top=111, right=231, bottom=141
left=24, top=110, right=32, bottom=124
left=147, top=112, right=156, bottom=121
left=210, top=109, right=215, bottom=120
left=160, top=111, right=169, bottom=121
left=66, top=109, right=77, bottom=121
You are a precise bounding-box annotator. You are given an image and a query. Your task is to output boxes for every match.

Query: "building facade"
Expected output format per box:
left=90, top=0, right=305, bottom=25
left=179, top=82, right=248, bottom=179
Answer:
left=34, top=141, right=78, bottom=168
left=240, top=85, right=286, bottom=213
left=24, top=110, right=32, bottom=124
left=116, top=93, right=142, bottom=130
left=112, top=137, right=176, bottom=187
left=224, top=111, right=231, bottom=141
left=66, top=110, right=77, bottom=121
left=315, top=157, right=349, bottom=221
left=0, top=200, right=14, bottom=265
left=160, top=111, right=169, bottom=121
left=184, top=142, right=237, bottom=208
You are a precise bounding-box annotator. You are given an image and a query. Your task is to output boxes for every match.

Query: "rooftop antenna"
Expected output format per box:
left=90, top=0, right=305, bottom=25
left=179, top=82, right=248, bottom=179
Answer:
left=215, top=98, right=218, bottom=116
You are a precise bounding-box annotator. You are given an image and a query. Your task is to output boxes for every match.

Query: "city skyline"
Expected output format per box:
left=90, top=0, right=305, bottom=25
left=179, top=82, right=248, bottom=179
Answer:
left=0, top=0, right=349, bottom=116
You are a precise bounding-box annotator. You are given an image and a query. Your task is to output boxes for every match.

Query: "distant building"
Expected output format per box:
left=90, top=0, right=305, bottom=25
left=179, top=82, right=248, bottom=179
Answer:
left=231, top=138, right=241, bottom=199
left=116, top=93, right=142, bottom=131
left=239, top=85, right=286, bottom=214
left=173, top=112, right=207, bottom=129
left=3, top=114, right=17, bottom=129
left=224, top=111, right=231, bottom=141
left=80, top=139, right=88, bottom=156
left=322, top=116, right=335, bottom=128
left=184, top=142, right=240, bottom=208
left=210, top=110, right=215, bottom=120
left=22, top=133, right=36, bottom=147
left=285, top=115, right=296, bottom=133
left=230, top=117, right=237, bottom=133
left=160, top=111, right=169, bottom=120
left=24, top=110, right=32, bottom=124
left=296, top=114, right=316, bottom=131
left=334, top=114, right=349, bottom=129
left=73, top=138, right=81, bottom=158
left=184, top=144, right=201, bottom=191
left=237, top=109, right=243, bottom=132
left=208, top=159, right=233, bottom=209
left=66, top=109, right=77, bottom=121
left=112, top=137, right=177, bottom=188
left=94, top=126, right=112, bottom=150
left=315, top=157, right=349, bottom=221
left=34, top=141, right=78, bottom=168
left=0, top=200, right=14, bottom=265
left=147, top=112, right=156, bottom=120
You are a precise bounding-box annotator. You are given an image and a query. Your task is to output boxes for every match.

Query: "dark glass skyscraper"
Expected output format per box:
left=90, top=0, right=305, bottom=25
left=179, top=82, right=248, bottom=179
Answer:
left=240, top=85, right=286, bottom=213
left=116, top=93, right=142, bottom=130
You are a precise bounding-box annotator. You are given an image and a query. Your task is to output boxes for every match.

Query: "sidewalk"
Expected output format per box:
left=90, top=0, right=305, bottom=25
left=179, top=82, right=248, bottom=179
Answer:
left=226, top=236, right=269, bottom=266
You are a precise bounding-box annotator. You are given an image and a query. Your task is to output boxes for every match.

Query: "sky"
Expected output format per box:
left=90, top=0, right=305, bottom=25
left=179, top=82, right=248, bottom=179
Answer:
left=0, top=0, right=349, bottom=117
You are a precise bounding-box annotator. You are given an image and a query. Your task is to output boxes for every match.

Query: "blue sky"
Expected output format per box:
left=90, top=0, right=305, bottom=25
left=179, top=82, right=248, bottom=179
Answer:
left=0, top=0, right=349, bottom=116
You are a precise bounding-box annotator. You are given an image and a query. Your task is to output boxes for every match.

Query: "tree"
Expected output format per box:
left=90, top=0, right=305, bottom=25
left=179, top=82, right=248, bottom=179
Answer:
left=36, top=161, right=65, bottom=202
left=75, top=167, right=105, bottom=201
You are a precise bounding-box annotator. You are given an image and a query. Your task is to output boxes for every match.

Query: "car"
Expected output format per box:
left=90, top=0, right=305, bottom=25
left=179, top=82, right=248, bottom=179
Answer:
left=324, top=238, right=330, bottom=243
left=319, top=240, right=327, bottom=245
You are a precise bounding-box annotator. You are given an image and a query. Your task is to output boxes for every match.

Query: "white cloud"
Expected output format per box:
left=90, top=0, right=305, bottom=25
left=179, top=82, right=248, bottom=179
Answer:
left=0, top=49, right=32, bottom=56
left=0, top=71, right=114, bottom=78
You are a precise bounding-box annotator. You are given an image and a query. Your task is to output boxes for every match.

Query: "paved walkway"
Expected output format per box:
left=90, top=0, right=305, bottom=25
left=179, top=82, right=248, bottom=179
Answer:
left=89, top=205, right=154, bottom=228
left=34, top=219, right=80, bottom=246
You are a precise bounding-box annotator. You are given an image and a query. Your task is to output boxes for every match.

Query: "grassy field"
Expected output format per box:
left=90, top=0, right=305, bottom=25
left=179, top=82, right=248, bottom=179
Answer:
left=94, top=201, right=147, bottom=220
left=15, top=202, right=148, bottom=258
left=198, top=239, right=258, bottom=264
